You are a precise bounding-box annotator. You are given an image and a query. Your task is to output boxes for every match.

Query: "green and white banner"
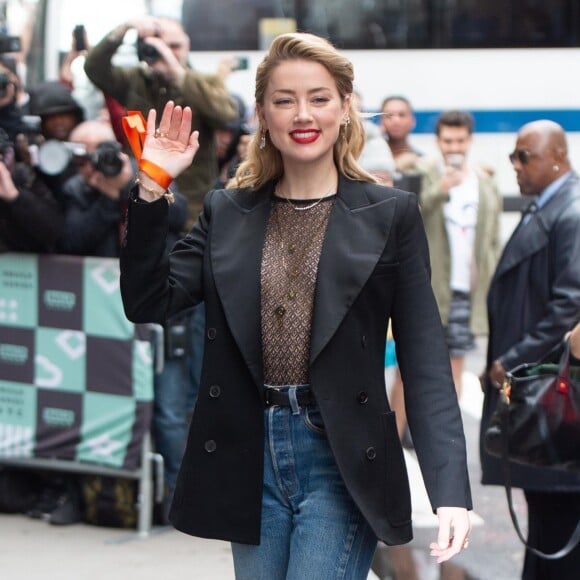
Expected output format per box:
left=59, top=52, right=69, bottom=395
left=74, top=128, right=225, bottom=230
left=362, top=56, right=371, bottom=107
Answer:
left=0, top=254, right=154, bottom=470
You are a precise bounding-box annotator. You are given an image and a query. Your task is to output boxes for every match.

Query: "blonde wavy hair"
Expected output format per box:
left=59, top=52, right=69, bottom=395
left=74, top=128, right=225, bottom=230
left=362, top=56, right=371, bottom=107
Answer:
left=230, top=32, right=376, bottom=190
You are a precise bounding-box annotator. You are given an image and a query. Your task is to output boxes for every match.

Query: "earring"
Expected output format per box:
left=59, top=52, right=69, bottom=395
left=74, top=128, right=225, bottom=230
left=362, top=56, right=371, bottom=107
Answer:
left=259, top=130, right=266, bottom=150
left=342, top=116, right=350, bottom=140
left=553, top=164, right=560, bottom=172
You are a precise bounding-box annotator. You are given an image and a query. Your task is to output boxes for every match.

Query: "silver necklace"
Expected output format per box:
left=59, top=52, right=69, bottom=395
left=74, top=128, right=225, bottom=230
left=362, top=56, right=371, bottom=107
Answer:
left=275, top=184, right=337, bottom=212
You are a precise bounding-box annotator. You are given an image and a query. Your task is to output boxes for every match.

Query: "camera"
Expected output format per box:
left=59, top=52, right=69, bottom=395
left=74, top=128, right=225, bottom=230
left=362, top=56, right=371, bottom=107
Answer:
left=0, top=35, right=21, bottom=54
left=136, top=37, right=160, bottom=65
left=88, top=140, right=124, bottom=177
left=37, top=140, right=123, bottom=177
left=445, top=153, right=465, bottom=170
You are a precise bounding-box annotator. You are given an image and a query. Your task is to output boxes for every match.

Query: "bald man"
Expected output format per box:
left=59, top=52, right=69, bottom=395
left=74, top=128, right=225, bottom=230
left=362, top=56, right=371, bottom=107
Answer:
left=480, top=120, right=580, bottom=579
left=58, top=120, right=135, bottom=256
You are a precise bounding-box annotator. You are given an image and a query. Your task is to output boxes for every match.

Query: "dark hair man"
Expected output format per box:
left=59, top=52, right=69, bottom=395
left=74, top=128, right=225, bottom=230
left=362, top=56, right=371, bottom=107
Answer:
left=421, top=110, right=501, bottom=398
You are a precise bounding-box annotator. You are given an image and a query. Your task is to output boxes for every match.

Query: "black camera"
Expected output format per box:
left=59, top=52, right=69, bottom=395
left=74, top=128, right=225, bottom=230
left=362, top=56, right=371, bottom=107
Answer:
left=0, top=36, right=21, bottom=54
left=37, top=139, right=123, bottom=176
left=136, top=37, right=160, bottom=65
left=89, top=140, right=124, bottom=177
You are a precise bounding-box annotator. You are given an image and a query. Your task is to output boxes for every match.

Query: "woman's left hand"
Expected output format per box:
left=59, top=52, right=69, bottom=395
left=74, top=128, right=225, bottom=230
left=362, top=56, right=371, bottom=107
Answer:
left=430, top=507, right=471, bottom=563
left=141, top=100, right=200, bottom=181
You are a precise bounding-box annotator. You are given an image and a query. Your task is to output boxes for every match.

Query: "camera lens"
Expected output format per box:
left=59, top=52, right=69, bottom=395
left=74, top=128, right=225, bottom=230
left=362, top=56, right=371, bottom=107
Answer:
left=137, top=37, right=160, bottom=65
left=91, top=141, right=123, bottom=177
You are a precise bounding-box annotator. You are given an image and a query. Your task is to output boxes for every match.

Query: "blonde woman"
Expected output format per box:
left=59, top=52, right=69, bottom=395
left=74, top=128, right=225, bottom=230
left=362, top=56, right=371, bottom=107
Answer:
left=120, top=33, right=471, bottom=579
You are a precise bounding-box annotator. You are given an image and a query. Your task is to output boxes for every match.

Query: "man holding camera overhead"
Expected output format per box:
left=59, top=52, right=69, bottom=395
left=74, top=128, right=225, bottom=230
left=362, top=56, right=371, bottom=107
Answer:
left=84, top=16, right=238, bottom=223
left=419, top=110, right=502, bottom=400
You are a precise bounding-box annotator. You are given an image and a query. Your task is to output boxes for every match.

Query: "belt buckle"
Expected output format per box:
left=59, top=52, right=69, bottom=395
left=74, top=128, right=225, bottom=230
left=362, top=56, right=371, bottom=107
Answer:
left=264, top=387, right=281, bottom=407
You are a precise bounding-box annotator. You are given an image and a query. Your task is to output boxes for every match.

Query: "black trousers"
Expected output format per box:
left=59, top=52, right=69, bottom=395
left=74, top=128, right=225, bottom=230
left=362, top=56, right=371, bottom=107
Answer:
left=522, top=490, right=580, bottom=580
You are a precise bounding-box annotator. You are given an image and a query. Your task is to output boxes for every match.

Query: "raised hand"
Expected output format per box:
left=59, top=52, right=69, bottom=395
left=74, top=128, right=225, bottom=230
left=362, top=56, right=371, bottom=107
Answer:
left=140, top=100, right=199, bottom=188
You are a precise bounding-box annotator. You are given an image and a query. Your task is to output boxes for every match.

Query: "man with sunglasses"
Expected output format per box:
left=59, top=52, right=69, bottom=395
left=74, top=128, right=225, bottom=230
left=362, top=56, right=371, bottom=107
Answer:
left=84, top=16, right=238, bottom=223
left=481, top=120, right=580, bottom=579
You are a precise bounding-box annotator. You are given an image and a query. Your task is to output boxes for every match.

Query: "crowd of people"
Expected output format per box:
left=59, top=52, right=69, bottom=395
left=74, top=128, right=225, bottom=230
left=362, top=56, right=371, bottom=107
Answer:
left=0, top=15, right=579, bottom=580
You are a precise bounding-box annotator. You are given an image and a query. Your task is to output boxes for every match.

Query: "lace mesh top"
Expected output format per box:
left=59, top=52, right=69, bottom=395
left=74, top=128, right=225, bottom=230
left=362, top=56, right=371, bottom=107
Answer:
left=261, top=195, right=335, bottom=385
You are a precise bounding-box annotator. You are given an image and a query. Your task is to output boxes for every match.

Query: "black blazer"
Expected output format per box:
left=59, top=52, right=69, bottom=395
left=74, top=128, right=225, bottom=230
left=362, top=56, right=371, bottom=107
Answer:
left=120, top=175, right=472, bottom=545
left=481, top=172, right=580, bottom=491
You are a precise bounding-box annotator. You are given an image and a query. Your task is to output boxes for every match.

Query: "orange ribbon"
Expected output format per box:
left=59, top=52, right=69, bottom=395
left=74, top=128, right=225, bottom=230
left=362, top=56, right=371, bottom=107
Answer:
left=122, top=110, right=173, bottom=190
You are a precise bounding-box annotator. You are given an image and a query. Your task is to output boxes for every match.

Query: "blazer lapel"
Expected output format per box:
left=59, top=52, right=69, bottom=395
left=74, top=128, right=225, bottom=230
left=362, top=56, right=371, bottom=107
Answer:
left=211, top=185, right=272, bottom=388
left=310, top=177, right=397, bottom=364
left=493, top=173, right=578, bottom=280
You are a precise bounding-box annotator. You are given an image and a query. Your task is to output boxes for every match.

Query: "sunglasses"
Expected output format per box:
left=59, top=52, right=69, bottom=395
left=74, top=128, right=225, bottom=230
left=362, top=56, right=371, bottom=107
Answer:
left=509, top=149, right=537, bottom=165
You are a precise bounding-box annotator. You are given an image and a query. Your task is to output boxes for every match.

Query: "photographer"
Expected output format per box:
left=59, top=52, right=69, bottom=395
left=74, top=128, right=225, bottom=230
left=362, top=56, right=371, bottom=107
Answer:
left=0, top=127, right=64, bottom=253
left=84, top=16, right=238, bottom=224
left=23, top=81, right=85, bottom=197
left=58, top=120, right=134, bottom=256
left=59, top=119, right=190, bottom=257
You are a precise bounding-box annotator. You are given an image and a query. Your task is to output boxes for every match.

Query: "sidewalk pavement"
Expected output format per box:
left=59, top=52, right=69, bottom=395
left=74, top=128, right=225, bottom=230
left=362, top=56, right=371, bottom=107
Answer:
left=1, top=514, right=235, bottom=580
left=1, top=512, right=384, bottom=580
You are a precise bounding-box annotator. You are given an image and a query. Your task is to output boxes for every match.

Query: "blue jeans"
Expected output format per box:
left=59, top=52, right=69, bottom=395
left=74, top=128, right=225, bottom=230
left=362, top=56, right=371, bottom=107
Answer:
left=231, top=389, right=377, bottom=580
left=153, top=356, right=188, bottom=492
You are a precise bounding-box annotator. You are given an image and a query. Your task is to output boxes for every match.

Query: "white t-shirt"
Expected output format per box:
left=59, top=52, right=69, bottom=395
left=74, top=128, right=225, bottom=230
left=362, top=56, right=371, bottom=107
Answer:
left=443, top=169, right=479, bottom=293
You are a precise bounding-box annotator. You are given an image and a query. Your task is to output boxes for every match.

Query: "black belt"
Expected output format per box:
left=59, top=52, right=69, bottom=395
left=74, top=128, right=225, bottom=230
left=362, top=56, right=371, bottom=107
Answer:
left=264, top=388, right=315, bottom=408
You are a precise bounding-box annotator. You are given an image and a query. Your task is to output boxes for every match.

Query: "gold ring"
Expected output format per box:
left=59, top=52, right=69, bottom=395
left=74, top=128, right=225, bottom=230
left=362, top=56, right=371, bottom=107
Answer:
left=154, top=129, right=167, bottom=138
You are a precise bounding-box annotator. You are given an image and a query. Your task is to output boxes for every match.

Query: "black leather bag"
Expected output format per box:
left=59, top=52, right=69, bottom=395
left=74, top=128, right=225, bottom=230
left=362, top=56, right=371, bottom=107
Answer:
left=484, top=340, right=580, bottom=470
left=484, top=340, right=580, bottom=559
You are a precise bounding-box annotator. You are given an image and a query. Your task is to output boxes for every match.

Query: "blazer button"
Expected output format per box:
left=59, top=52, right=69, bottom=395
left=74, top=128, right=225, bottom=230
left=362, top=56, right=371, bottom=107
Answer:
left=357, top=391, right=369, bottom=404
left=365, top=447, right=377, bottom=461
left=204, top=440, right=217, bottom=453
left=361, top=335, right=367, bottom=348
left=207, top=328, right=217, bottom=340
left=209, top=384, right=221, bottom=398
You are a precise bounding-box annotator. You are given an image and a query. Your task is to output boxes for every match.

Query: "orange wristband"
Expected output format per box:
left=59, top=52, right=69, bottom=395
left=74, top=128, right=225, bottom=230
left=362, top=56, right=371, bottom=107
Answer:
left=139, top=159, right=173, bottom=190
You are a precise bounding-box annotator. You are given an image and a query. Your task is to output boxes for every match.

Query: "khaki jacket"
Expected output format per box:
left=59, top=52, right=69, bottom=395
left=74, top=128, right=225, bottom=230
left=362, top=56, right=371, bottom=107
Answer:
left=419, top=160, right=502, bottom=335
